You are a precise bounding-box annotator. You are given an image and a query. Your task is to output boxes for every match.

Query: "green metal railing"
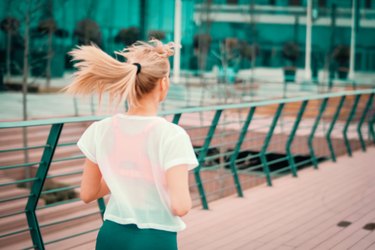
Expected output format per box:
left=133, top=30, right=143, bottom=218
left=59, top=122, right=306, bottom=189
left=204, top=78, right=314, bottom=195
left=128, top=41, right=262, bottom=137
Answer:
left=0, top=89, right=374, bottom=249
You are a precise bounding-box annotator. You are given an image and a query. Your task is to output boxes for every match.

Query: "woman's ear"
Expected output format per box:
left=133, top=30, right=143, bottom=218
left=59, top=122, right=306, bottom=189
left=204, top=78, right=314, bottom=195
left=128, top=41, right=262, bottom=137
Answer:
left=159, top=77, right=169, bottom=102
left=160, top=77, right=167, bottom=91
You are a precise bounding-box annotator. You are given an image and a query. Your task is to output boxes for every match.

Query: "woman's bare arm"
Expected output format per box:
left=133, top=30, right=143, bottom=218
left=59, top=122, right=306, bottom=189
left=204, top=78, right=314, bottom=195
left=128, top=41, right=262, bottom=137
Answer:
left=166, top=165, right=192, bottom=217
left=80, top=158, right=110, bottom=203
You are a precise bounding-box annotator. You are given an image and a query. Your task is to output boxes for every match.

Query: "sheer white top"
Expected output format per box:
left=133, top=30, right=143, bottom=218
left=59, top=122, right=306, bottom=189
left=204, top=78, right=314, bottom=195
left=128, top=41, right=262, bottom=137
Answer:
left=77, top=114, right=198, bottom=232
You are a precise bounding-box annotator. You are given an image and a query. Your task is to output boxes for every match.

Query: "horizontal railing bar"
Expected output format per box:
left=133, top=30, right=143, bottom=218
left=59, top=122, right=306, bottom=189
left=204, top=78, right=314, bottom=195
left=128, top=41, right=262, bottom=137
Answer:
left=267, top=158, right=315, bottom=175
left=24, top=245, right=37, bottom=250
left=294, top=158, right=316, bottom=168
left=1, top=90, right=372, bottom=129
left=204, top=141, right=241, bottom=151
left=0, top=116, right=103, bottom=129
left=266, top=156, right=290, bottom=166
left=0, top=161, right=41, bottom=170
left=200, top=164, right=226, bottom=171
left=46, top=170, right=83, bottom=179
left=0, top=209, right=27, bottom=219
left=0, top=193, right=31, bottom=203
left=203, top=151, right=234, bottom=161
left=0, top=145, right=47, bottom=153
left=44, top=227, right=100, bottom=246
left=39, top=211, right=99, bottom=229
left=202, top=150, right=274, bottom=164
left=271, top=166, right=294, bottom=175
left=41, top=185, right=80, bottom=195
left=56, top=141, right=78, bottom=147
left=36, top=198, right=81, bottom=211
left=183, top=123, right=220, bottom=131
left=235, top=152, right=262, bottom=161
left=0, top=177, right=39, bottom=187
left=51, top=155, right=85, bottom=163
left=199, top=153, right=288, bottom=171
left=0, top=227, right=32, bottom=239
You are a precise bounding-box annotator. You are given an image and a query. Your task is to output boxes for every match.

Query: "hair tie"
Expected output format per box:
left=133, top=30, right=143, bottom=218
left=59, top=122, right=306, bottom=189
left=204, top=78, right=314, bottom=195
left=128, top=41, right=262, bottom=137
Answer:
left=132, top=63, right=141, bottom=74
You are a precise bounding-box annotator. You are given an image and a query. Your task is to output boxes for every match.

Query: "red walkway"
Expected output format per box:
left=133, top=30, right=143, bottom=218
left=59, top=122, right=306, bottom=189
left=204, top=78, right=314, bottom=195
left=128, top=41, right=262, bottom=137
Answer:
left=69, top=147, right=375, bottom=250
left=177, top=147, right=375, bottom=250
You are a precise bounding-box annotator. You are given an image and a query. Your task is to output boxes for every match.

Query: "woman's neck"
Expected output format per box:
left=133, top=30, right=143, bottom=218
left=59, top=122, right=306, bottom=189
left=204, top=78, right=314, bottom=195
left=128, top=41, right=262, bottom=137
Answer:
left=126, top=99, right=159, bottom=117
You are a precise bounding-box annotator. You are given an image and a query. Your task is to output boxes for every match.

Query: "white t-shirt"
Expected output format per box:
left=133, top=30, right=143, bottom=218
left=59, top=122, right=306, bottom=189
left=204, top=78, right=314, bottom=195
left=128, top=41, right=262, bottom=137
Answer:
left=77, top=113, right=198, bottom=232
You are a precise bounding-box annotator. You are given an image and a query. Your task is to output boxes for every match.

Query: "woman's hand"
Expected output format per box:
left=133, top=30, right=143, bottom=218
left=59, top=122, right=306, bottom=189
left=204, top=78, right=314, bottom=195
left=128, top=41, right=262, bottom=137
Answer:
left=166, top=165, right=192, bottom=217
left=80, top=158, right=110, bottom=203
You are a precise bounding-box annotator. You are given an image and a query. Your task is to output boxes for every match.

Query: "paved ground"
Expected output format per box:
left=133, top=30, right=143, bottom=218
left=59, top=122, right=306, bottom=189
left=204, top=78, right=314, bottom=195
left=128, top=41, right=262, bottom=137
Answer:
left=62, top=147, right=375, bottom=250
left=177, top=147, right=375, bottom=250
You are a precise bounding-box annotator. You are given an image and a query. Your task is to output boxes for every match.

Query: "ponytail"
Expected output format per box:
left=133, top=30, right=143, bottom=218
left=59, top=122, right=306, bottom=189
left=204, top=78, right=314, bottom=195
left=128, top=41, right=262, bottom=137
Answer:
left=64, top=40, right=177, bottom=108
left=63, top=44, right=139, bottom=107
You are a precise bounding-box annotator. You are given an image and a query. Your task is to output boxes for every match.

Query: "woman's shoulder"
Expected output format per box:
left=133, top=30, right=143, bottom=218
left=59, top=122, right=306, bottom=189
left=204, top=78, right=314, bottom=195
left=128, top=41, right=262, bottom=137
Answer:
left=156, top=118, right=187, bottom=134
left=93, top=116, right=113, bottom=127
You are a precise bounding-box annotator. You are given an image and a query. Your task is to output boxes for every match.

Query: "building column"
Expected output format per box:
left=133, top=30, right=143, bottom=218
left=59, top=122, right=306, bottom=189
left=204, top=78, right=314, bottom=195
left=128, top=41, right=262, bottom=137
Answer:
left=305, top=0, right=312, bottom=80
left=349, top=0, right=359, bottom=79
left=173, top=0, right=182, bottom=84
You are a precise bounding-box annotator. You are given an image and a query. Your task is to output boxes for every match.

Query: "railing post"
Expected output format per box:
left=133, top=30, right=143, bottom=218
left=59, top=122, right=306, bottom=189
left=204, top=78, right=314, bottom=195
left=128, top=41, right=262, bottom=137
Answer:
left=230, top=107, right=256, bottom=198
left=326, top=96, right=346, bottom=162
left=260, top=103, right=285, bottom=187
left=195, top=110, right=222, bottom=209
left=343, top=94, right=361, bottom=157
left=25, top=123, right=63, bottom=250
left=172, top=113, right=182, bottom=125
left=308, top=98, right=329, bottom=169
left=370, top=114, right=375, bottom=144
left=286, top=100, right=308, bottom=177
left=357, top=94, right=374, bottom=151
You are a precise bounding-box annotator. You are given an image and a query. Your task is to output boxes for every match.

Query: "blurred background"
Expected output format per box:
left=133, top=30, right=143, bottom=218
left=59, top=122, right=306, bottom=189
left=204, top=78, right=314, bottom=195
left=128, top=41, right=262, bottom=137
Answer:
left=0, top=0, right=374, bottom=120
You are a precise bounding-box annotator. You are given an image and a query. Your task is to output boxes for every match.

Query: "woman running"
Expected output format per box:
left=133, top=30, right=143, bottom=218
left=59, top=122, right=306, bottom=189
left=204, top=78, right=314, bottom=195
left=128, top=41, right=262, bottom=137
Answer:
left=64, top=39, right=198, bottom=250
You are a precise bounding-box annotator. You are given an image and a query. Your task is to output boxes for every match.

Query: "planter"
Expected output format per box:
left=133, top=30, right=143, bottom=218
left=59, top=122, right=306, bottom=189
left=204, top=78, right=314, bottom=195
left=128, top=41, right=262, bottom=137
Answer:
left=4, top=82, right=39, bottom=92
left=283, top=67, right=296, bottom=82
left=337, top=67, right=349, bottom=80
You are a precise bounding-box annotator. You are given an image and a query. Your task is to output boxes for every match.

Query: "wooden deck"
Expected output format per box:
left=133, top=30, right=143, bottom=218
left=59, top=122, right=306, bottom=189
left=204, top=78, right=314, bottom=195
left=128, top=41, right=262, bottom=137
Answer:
left=178, top=147, right=375, bottom=250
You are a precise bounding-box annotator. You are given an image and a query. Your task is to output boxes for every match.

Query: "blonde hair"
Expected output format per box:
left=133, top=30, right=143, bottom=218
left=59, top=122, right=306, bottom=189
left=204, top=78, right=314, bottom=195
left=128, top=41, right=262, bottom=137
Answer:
left=63, top=39, right=177, bottom=107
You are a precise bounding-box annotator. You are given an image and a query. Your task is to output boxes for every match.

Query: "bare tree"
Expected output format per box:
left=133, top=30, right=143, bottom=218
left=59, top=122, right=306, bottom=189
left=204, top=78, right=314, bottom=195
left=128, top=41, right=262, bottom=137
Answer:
left=197, top=0, right=212, bottom=71
left=0, top=1, right=20, bottom=83
left=249, top=0, right=258, bottom=73
left=39, top=0, right=55, bottom=90
left=17, top=0, right=43, bottom=182
left=20, top=0, right=43, bottom=120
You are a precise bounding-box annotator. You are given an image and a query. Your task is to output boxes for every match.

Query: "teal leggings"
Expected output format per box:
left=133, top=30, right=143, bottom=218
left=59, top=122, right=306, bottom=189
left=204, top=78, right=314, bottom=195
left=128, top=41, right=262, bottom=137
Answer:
left=96, top=220, right=178, bottom=250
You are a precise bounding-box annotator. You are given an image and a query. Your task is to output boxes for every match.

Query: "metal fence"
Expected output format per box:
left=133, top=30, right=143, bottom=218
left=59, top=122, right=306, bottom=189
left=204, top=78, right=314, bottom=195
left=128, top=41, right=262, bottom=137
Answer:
left=0, top=89, right=374, bottom=249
